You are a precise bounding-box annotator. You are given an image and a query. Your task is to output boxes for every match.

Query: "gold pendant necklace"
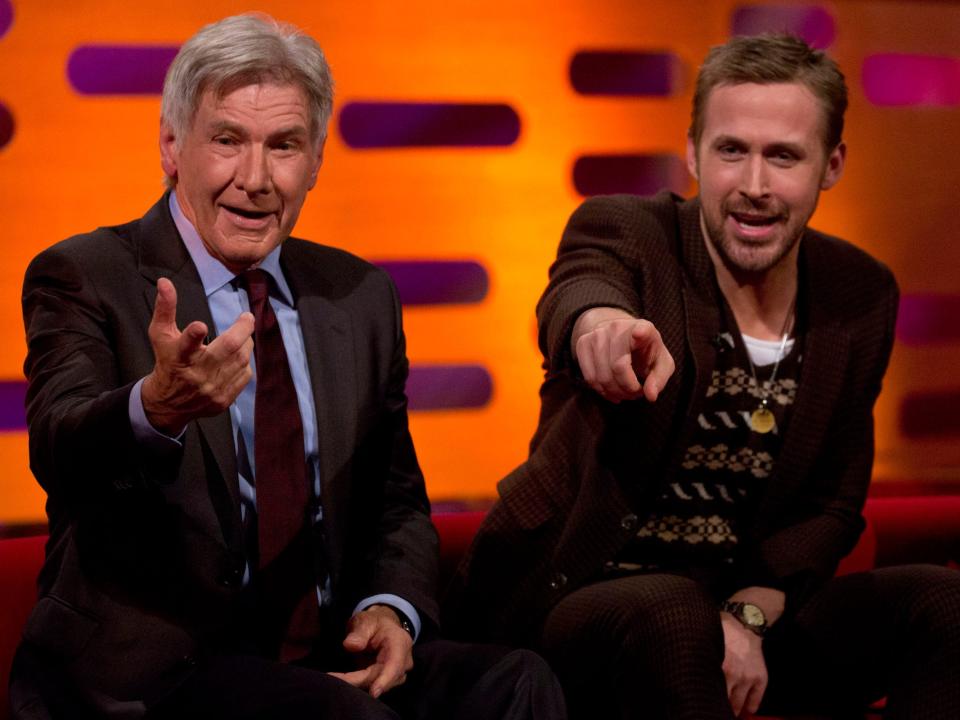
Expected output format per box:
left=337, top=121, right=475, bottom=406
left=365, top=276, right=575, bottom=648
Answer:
left=750, top=402, right=776, bottom=434
left=746, top=299, right=796, bottom=435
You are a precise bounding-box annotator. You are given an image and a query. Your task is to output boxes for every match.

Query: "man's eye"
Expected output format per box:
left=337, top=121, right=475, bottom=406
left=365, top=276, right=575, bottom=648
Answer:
left=214, top=136, right=237, bottom=146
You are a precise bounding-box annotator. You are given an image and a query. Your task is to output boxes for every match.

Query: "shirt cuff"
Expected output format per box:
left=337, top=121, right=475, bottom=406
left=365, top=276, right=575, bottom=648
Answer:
left=353, top=595, right=422, bottom=642
left=129, top=378, right=185, bottom=451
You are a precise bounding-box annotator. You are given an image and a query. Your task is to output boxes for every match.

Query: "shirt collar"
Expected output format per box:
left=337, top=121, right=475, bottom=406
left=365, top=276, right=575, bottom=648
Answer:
left=169, top=191, right=294, bottom=305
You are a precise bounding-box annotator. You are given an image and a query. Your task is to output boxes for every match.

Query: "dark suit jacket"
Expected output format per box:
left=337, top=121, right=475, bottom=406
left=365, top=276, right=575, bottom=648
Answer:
left=444, top=192, right=899, bottom=647
left=14, top=195, right=438, bottom=717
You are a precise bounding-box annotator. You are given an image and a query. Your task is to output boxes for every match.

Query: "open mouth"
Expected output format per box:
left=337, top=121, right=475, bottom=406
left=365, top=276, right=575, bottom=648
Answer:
left=730, top=211, right=779, bottom=229
left=223, top=205, right=273, bottom=220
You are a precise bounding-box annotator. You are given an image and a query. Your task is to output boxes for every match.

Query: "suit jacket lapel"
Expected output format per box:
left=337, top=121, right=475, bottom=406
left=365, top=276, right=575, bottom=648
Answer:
left=134, top=194, right=243, bottom=542
left=755, top=236, right=851, bottom=528
left=610, top=197, right=721, bottom=503
left=281, top=242, right=357, bottom=581
left=673, top=198, right=724, bottom=481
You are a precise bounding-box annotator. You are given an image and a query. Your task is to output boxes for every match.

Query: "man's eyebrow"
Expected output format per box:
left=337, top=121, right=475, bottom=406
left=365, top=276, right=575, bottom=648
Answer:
left=268, top=126, right=310, bottom=141
left=711, top=134, right=746, bottom=147
left=208, top=120, right=247, bottom=136
left=765, top=141, right=806, bottom=156
left=205, top=121, right=310, bottom=142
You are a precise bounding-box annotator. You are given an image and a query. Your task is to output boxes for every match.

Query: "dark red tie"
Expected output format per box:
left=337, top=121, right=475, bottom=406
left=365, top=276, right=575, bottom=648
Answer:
left=241, top=269, right=318, bottom=660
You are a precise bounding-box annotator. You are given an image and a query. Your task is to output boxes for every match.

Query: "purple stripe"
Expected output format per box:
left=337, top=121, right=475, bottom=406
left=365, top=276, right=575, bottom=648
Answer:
left=863, top=54, right=960, bottom=107
left=0, top=101, right=14, bottom=150
left=407, top=365, right=492, bottom=411
left=900, top=391, right=960, bottom=438
left=0, top=365, right=492, bottom=425
left=731, top=5, right=836, bottom=49
left=569, top=51, right=682, bottom=96
left=897, top=294, right=960, bottom=345
left=0, top=381, right=26, bottom=431
left=374, top=261, right=488, bottom=305
left=339, top=102, right=520, bottom=149
left=573, top=154, right=689, bottom=197
left=67, top=45, right=179, bottom=95
left=0, top=0, right=12, bottom=40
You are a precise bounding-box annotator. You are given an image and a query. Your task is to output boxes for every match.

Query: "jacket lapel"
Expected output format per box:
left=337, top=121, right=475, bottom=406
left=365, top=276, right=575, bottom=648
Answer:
left=280, top=242, right=357, bottom=580
left=755, top=236, right=851, bottom=528
left=672, top=199, right=724, bottom=482
left=134, top=194, right=242, bottom=543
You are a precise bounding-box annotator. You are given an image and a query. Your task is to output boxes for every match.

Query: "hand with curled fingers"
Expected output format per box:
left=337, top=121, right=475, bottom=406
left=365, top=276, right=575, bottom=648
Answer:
left=329, top=604, right=414, bottom=699
left=141, top=277, right=255, bottom=435
left=571, top=307, right=675, bottom=403
left=720, top=612, right=768, bottom=717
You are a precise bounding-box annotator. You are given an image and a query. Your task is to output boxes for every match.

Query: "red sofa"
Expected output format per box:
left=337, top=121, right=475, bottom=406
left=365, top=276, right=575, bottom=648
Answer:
left=4, top=493, right=959, bottom=719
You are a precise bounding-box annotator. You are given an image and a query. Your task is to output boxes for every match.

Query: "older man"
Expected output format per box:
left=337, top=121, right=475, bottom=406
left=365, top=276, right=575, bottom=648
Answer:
left=11, top=14, right=562, bottom=720
left=446, top=35, right=960, bottom=719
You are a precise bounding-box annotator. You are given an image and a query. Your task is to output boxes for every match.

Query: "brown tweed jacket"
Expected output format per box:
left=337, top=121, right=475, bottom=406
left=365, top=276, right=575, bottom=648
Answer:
left=443, top=191, right=899, bottom=647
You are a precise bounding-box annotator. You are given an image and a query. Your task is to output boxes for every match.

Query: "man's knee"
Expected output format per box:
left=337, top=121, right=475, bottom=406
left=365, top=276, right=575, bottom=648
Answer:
left=882, top=564, right=960, bottom=637
left=543, top=574, right=722, bottom=659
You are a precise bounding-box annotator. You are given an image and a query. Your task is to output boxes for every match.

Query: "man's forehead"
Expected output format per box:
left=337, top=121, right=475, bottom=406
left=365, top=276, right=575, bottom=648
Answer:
left=198, top=81, right=309, bottom=112
left=699, top=81, right=828, bottom=142
left=188, top=81, right=314, bottom=137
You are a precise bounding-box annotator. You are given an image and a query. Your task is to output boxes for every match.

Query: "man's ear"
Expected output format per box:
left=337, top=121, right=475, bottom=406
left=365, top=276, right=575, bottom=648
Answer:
left=159, top=124, right=179, bottom=182
left=820, top=141, right=846, bottom=190
left=685, top=134, right=699, bottom=182
left=308, top=136, right=326, bottom=190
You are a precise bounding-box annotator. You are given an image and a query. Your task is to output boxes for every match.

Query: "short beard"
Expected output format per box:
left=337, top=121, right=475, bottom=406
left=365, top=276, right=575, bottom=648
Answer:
left=701, top=203, right=803, bottom=277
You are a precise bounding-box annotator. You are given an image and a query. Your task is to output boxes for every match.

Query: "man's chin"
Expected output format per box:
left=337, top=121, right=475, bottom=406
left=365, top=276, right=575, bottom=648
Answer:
left=209, top=234, right=283, bottom=272
left=725, top=241, right=794, bottom=275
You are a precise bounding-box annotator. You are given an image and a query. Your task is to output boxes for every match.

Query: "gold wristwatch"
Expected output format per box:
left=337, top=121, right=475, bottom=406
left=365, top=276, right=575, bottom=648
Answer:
left=719, top=600, right=768, bottom=637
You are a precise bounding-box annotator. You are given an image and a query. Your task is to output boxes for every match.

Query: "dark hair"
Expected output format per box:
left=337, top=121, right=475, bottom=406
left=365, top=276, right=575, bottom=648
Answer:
left=689, top=34, right=847, bottom=152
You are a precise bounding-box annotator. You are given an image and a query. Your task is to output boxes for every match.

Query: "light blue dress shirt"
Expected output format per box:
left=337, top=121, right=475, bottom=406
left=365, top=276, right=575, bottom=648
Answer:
left=127, top=192, right=421, bottom=639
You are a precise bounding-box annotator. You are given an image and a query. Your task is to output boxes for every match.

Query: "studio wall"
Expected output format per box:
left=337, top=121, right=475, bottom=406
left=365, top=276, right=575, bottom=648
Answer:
left=1, top=0, right=958, bottom=526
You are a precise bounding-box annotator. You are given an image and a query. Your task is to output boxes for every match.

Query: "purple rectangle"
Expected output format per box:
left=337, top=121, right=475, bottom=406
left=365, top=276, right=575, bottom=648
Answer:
left=573, top=154, right=689, bottom=197
left=897, top=294, right=960, bottom=345
left=569, top=51, right=682, bottom=96
left=338, top=102, right=520, bottom=149
left=900, top=391, right=960, bottom=438
left=0, top=101, right=13, bottom=150
left=407, top=365, right=492, bottom=411
left=1, top=364, right=493, bottom=424
left=0, top=381, right=26, bottom=431
left=375, top=261, right=488, bottom=306
left=731, top=5, right=835, bottom=49
left=68, top=45, right=179, bottom=95
left=0, top=0, right=12, bottom=40
left=863, top=54, right=960, bottom=107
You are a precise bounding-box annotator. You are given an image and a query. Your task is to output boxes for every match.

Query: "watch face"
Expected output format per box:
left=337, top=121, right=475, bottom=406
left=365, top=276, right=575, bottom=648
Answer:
left=742, top=604, right=765, bottom=627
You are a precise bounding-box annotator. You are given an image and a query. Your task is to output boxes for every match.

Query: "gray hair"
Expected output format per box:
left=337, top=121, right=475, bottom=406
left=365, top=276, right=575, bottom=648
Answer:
left=161, top=13, right=334, bottom=145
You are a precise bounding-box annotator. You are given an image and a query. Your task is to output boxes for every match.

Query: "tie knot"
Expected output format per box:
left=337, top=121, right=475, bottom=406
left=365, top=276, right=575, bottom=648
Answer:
left=241, top=268, right=270, bottom=304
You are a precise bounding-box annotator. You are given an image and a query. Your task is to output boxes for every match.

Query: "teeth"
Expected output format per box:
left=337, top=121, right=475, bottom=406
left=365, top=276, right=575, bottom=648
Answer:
left=733, top=214, right=773, bottom=227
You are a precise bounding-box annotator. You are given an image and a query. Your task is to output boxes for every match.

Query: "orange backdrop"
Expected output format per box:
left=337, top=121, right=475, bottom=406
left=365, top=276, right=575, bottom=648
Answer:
left=1, top=0, right=959, bottom=525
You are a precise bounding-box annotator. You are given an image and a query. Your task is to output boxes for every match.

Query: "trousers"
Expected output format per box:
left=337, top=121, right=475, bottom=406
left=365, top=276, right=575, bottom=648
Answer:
left=147, top=638, right=566, bottom=720
left=540, top=564, right=960, bottom=720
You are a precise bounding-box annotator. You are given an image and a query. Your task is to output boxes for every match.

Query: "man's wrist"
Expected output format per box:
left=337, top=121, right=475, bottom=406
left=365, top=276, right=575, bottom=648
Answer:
left=354, top=595, right=421, bottom=641
left=141, top=374, right=187, bottom=436
left=129, top=378, right=185, bottom=448
left=719, top=600, right=768, bottom=637
left=570, top=306, right=636, bottom=356
left=366, top=604, right=415, bottom=639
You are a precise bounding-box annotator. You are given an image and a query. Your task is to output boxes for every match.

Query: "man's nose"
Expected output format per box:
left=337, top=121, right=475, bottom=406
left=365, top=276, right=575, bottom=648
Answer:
left=234, top=146, right=270, bottom=194
left=739, top=155, right=769, bottom=199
